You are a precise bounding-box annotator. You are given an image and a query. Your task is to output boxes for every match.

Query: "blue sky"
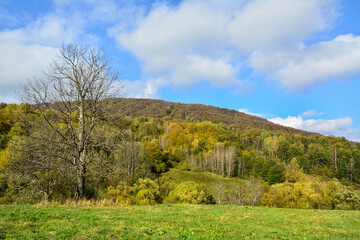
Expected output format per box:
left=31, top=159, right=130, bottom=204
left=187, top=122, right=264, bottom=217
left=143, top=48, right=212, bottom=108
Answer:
left=0, top=0, right=359, bottom=141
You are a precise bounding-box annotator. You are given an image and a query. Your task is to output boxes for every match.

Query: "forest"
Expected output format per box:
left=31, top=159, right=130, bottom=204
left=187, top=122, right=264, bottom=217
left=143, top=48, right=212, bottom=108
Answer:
left=0, top=44, right=359, bottom=210
left=0, top=101, right=359, bottom=210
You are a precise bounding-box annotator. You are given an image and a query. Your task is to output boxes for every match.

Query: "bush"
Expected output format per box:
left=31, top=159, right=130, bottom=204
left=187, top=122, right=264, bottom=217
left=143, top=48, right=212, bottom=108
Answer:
left=133, top=178, right=161, bottom=204
left=107, top=181, right=135, bottom=205
left=174, top=161, right=190, bottom=171
left=167, top=181, right=210, bottom=204
left=108, top=178, right=162, bottom=205
left=333, top=189, right=360, bottom=210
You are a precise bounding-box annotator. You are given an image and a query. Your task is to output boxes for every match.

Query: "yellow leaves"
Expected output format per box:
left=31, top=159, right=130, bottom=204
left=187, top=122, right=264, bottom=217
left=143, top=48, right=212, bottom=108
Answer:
left=57, top=122, right=68, bottom=129
left=0, top=148, right=10, bottom=170
left=283, top=158, right=306, bottom=183
left=262, top=173, right=340, bottom=209
left=325, top=181, right=340, bottom=196
left=261, top=193, right=273, bottom=207
left=107, top=181, right=135, bottom=205
left=133, top=178, right=161, bottom=204
left=167, top=181, right=207, bottom=204
left=191, top=138, right=199, bottom=149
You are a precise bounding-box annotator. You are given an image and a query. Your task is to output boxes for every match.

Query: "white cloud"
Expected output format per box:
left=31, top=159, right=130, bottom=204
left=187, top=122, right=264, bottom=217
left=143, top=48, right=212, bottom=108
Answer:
left=110, top=0, right=343, bottom=93
left=238, top=108, right=266, bottom=118
left=0, top=1, right=109, bottom=103
left=0, top=13, right=85, bottom=46
left=112, top=0, right=240, bottom=93
left=228, top=0, right=335, bottom=52
left=0, top=15, right=70, bottom=102
left=0, top=42, right=58, bottom=102
left=302, top=110, right=324, bottom=118
left=123, top=79, right=159, bottom=99
left=1, top=0, right=359, bottom=103
left=269, top=115, right=360, bottom=141
left=250, top=34, right=360, bottom=90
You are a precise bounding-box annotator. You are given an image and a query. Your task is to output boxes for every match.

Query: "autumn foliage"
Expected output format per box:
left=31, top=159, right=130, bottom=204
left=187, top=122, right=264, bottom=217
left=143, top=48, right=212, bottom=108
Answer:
left=0, top=101, right=359, bottom=209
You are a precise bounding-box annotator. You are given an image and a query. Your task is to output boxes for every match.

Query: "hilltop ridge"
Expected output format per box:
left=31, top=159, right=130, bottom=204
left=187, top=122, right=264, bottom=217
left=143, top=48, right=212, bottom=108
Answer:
left=102, top=98, right=317, bottom=136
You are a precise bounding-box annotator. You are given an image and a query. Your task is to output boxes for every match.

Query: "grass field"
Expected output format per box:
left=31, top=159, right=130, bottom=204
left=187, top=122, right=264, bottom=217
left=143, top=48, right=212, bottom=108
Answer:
left=1, top=204, right=359, bottom=239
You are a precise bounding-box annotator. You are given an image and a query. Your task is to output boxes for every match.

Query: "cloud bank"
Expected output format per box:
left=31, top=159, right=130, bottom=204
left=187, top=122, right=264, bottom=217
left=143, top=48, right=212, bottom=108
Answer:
left=250, top=34, right=360, bottom=89
left=269, top=115, right=360, bottom=142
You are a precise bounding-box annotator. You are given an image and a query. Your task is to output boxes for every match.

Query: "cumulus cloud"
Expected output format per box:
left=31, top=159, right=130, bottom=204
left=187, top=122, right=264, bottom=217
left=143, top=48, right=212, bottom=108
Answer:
left=0, top=42, right=58, bottom=102
left=228, top=0, right=335, bottom=52
left=111, top=0, right=240, bottom=92
left=269, top=115, right=360, bottom=142
left=0, top=16, right=70, bottom=102
left=250, top=34, right=360, bottom=89
left=122, top=79, right=159, bottom=99
left=108, top=0, right=345, bottom=93
left=1, top=0, right=359, bottom=102
left=0, top=1, right=113, bottom=103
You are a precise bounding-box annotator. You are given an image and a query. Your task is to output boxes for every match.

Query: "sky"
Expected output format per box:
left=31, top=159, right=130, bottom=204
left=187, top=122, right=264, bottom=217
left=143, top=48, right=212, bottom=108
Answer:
left=0, top=0, right=359, bottom=141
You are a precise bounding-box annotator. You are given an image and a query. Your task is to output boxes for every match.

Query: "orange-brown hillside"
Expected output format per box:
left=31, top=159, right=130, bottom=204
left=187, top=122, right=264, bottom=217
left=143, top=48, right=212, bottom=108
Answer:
left=103, top=98, right=317, bottom=136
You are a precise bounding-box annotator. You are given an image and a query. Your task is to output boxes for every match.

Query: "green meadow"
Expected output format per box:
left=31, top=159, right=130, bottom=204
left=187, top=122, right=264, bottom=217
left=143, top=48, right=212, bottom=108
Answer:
left=1, top=204, right=359, bottom=239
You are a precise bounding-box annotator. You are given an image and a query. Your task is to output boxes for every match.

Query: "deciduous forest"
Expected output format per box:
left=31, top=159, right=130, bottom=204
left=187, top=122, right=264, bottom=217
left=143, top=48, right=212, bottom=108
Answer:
left=1, top=99, right=359, bottom=210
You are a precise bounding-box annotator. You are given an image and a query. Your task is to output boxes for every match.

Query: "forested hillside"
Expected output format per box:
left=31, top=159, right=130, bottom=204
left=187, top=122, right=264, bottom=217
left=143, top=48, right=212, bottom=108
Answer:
left=0, top=101, right=359, bottom=209
left=102, top=98, right=316, bottom=136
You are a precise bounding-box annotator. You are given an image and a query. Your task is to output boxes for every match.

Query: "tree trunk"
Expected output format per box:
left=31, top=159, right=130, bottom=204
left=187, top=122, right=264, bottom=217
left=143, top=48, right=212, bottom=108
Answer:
left=334, top=147, right=337, bottom=170
left=76, top=160, right=86, bottom=198
left=77, top=101, right=86, bottom=198
left=44, top=192, right=49, bottom=205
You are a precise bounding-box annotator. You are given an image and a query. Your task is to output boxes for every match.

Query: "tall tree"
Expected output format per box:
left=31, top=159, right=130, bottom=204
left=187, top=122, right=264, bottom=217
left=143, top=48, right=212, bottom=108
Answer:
left=20, top=43, right=120, bottom=198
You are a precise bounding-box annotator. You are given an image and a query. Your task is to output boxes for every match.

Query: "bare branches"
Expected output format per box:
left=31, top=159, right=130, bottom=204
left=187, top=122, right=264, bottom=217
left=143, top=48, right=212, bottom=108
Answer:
left=19, top=43, right=122, bottom=199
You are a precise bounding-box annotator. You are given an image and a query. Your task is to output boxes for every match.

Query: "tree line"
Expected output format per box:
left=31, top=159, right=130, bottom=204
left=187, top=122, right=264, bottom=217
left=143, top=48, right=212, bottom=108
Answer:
left=1, top=102, right=360, bottom=209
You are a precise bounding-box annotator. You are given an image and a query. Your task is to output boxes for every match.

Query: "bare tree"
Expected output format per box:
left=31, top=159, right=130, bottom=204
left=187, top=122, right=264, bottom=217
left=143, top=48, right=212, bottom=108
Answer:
left=118, top=141, right=141, bottom=181
left=237, top=156, right=246, bottom=176
left=20, top=43, right=121, bottom=198
left=347, top=158, right=356, bottom=182
left=246, top=177, right=265, bottom=206
left=212, top=180, right=226, bottom=205
left=207, top=144, right=236, bottom=177
left=331, top=146, right=338, bottom=171
left=207, top=144, right=225, bottom=175
left=228, top=184, right=247, bottom=205
left=7, top=132, right=71, bottom=203
left=225, top=146, right=236, bottom=177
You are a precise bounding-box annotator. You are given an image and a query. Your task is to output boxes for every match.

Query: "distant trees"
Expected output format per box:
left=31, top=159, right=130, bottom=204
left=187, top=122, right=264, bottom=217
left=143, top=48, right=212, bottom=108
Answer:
left=261, top=159, right=345, bottom=209
left=19, top=43, right=121, bottom=198
left=208, top=144, right=237, bottom=177
left=1, top=95, right=360, bottom=208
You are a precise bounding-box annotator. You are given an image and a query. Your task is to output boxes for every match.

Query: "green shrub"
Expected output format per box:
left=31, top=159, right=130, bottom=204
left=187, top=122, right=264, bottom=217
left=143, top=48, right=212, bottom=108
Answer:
left=107, top=181, right=135, bottom=205
left=133, top=178, right=161, bottom=204
left=333, top=189, right=360, bottom=210
left=167, top=181, right=210, bottom=204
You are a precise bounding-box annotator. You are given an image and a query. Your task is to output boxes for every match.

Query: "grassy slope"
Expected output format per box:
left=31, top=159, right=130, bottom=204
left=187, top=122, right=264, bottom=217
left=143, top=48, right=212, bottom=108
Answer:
left=1, top=204, right=359, bottom=239
left=163, top=168, right=247, bottom=187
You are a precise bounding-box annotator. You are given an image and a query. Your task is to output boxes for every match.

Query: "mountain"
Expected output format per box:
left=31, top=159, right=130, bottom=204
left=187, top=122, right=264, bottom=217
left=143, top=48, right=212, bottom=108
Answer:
left=102, top=98, right=317, bottom=136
